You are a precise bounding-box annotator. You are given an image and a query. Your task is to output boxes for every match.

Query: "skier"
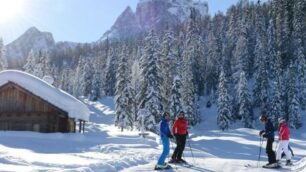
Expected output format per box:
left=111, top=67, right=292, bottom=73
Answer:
left=169, top=111, right=188, bottom=164
left=259, top=114, right=278, bottom=168
left=276, top=118, right=292, bottom=166
left=155, top=112, right=173, bottom=170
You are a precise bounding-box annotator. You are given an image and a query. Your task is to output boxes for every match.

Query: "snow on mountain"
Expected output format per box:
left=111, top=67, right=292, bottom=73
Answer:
left=99, top=0, right=208, bottom=41
left=0, top=97, right=305, bottom=171
left=101, top=6, right=140, bottom=41
left=167, top=0, right=209, bottom=22
left=5, top=27, right=55, bottom=68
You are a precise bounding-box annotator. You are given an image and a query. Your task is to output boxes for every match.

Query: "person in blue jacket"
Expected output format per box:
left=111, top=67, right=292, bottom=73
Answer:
left=155, top=112, right=173, bottom=170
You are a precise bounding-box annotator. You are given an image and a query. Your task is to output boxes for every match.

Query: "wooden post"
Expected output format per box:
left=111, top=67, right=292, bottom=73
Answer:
left=82, top=121, right=85, bottom=133
left=74, top=121, right=76, bottom=133
left=79, top=120, right=82, bottom=133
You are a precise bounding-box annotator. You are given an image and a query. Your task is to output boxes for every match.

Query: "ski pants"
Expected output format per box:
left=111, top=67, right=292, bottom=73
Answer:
left=276, top=140, right=291, bottom=160
left=172, top=134, right=186, bottom=160
left=157, top=136, right=170, bottom=165
left=266, top=139, right=276, bottom=164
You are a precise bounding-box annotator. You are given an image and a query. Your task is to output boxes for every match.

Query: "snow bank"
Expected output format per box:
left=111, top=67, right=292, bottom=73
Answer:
left=0, top=70, right=90, bottom=121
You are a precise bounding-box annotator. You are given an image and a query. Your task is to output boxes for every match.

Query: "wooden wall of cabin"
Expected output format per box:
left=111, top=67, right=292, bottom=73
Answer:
left=0, top=82, right=75, bottom=133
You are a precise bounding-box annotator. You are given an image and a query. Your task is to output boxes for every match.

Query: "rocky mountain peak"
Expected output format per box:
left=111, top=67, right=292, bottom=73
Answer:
left=5, top=27, right=55, bottom=68
left=100, top=0, right=209, bottom=41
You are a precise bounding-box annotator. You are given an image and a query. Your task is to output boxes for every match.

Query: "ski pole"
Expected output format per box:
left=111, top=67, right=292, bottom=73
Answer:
left=257, top=136, right=263, bottom=168
left=170, top=139, right=178, bottom=170
left=187, top=136, right=196, bottom=165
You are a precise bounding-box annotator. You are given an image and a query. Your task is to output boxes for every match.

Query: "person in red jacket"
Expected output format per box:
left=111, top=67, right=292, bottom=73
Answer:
left=276, top=118, right=292, bottom=166
left=169, top=111, right=188, bottom=164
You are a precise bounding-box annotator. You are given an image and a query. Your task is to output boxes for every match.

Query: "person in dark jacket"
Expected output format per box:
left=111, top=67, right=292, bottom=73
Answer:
left=155, top=112, right=173, bottom=170
left=259, top=114, right=277, bottom=168
left=169, top=111, right=188, bottom=164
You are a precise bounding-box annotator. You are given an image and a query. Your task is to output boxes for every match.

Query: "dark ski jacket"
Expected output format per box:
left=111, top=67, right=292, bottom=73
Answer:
left=160, top=117, right=171, bottom=138
left=264, top=119, right=275, bottom=140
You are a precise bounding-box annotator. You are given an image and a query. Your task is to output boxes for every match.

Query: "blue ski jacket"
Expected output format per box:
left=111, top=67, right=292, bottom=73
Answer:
left=160, top=117, right=171, bottom=138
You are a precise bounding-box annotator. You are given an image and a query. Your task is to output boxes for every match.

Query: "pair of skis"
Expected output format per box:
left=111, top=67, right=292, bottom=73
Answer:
left=244, top=163, right=281, bottom=169
left=154, top=162, right=192, bottom=171
left=245, top=162, right=294, bottom=170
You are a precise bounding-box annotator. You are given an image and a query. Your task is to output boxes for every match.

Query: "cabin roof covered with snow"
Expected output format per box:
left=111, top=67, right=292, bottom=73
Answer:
left=0, top=70, right=90, bottom=121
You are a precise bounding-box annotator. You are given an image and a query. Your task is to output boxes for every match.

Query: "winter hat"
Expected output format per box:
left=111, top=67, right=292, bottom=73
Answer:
left=178, top=111, right=185, bottom=117
left=278, top=117, right=286, bottom=124
left=162, top=112, right=170, bottom=118
left=259, top=114, right=267, bottom=121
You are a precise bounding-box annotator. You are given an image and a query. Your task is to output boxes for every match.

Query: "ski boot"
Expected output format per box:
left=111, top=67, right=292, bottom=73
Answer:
left=286, top=160, right=293, bottom=166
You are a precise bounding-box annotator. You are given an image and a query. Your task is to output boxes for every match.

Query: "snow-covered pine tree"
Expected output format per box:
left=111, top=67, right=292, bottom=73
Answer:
left=181, top=46, right=199, bottom=126
left=23, top=49, right=37, bottom=74
left=293, top=0, right=306, bottom=110
left=72, top=57, right=84, bottom=97
left=184, top=8, right=203, bottom=94
left=80, top=58, right=94, bottom=98
left=59, top=68, right=74, bottom=93
left=73, top=57, right=93, bottom=98
left=274, top=0, right=294, bottom=67
left=0, top=38, right=8, bottom=70
left=104, top=48, right=118, bottom=96
left=137, top=30, right=162, bottom=131
left=42, top=50, right=53, bottom=76
left=253, top=5, right=270, bottom=112
left=267, top=18, right=278, bottom=80
left=159, top=29, right=179, bottom=113
left=136, top=108, right=155, bottom=133
left=232, top=13, right=249, bottom=81
left=180, top=9, right=203, bottom=125
left=217, top=70, right=233, bottom=130
left=238, top=71, right=253, bottom=128
left=170, top=76, right=183, bottom=121
left=115, top=45, right=134, bottom=130
left=205, top=27, right=221, bottom=95
left=253, top=50, right=270, bottom=112
left=90, top=64, right=102, bottom=101
left=32, top=50, right=46, bottom=78
left=89, top=55, right=104, bottom=101
left=270, top=77, right=284, bottom=127
left=286, top=63, right=302, bottom=129
left=223, top=6, right=238, bottom=77
left=131, top=59, right=142, bottom=121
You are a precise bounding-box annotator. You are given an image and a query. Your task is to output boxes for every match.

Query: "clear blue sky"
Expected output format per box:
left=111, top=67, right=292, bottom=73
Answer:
left=0, top=0, right=264, bottom=45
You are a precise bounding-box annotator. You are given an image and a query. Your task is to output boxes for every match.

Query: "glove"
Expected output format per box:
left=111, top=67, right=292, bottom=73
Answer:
left=259, top=130, right=264, bottom=136
left=170, top=137, right=176, bottom=143
left=262, top=133, right=267, bottom=138
left=168, top=134, right=174, bottom=139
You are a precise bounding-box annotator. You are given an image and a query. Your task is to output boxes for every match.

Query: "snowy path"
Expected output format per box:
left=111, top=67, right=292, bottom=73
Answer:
left=0, top=97, right=305, bottom=171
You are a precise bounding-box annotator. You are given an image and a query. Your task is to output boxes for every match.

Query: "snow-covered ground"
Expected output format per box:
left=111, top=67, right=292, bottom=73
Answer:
left=0, top=97, right=305, bottom=172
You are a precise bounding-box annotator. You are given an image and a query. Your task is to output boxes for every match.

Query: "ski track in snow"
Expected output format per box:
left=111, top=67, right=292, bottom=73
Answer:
left=0, top=97, right=305, bottom=172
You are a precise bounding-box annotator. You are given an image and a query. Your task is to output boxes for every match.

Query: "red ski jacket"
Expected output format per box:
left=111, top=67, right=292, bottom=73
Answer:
left=172, top=117, right=188, bottom=135
left=279, top=122, right=290, bottom=140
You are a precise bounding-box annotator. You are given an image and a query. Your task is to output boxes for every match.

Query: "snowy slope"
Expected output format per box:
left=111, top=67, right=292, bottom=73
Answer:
left=0, top=97, right=305, bottom=172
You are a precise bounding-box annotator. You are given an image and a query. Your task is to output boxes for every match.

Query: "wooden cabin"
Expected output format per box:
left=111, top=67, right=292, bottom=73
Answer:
left=0, top=70, right=89, bottom=133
